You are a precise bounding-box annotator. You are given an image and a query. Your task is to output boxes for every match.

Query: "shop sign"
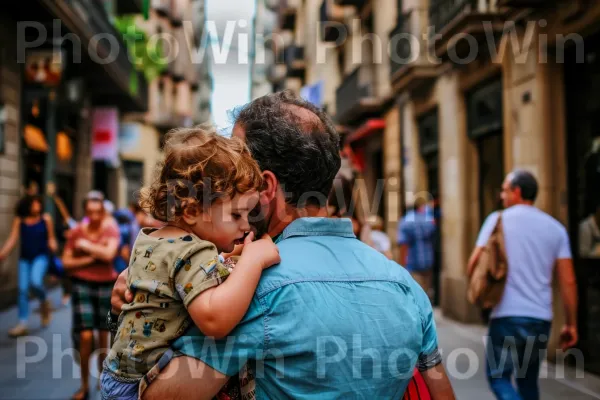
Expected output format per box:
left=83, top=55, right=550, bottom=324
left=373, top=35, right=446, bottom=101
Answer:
left=91, top=107, right=119, bottom=167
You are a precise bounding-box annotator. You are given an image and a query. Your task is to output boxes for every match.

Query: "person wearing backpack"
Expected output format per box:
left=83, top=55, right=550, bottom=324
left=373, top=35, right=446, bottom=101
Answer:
left=468, top=169, right=578, bottom=400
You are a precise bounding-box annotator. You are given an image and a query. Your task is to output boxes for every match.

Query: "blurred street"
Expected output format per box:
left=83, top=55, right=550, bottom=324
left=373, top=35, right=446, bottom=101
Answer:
left=2, top=289, right=600, bottom=400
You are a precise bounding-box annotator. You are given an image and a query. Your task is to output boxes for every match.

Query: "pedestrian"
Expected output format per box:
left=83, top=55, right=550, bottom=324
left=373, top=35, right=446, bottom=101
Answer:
left=578, top=201, right=600, bottom=258
left=112, top=208, right=135, bottom=274
left=368, top=215, right=393, bottom=259
left=61, top=190, right=120, bottom=400
left=468, top=169, right=578, bottom=400
left=100, top=126, right=279, bottom=400
left=397, top=197, right=437, bottom=298
left=110, top=91, right=455, bottom=399
left=0, top=194, right=58, bottom=337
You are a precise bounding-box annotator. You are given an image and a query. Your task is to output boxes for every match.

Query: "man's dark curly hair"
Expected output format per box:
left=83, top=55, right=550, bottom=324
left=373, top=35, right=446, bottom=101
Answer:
left=233, top=90, right=341, bottom=208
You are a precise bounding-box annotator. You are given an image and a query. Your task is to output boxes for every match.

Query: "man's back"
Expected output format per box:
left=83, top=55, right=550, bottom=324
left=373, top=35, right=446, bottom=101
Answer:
left=174, top=218, right=438, bottom=399
left=476, top=205, right=571, bottom=320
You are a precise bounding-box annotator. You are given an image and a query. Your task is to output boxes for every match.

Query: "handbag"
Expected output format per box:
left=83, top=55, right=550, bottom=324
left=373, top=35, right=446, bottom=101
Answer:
left=467, top=212, right=508, bottom=309
left=402, top=369, right=431, bottom=400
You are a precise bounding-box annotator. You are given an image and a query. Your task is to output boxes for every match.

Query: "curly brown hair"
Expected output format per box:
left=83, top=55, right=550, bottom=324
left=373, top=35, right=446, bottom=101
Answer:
left=139, top=125, right=263, bottom=222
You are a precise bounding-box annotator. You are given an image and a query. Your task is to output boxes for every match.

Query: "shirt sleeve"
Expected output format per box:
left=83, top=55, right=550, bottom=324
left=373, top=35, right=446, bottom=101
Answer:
left=171, top=294, right=265, bottom=377
left=171, top=242, right=231, bottom=308
left=64, top=225, right=81, bottom=252
left=475, top=212, right=500, bottom=247
left=103, top=221, right=121, bottom=241
left=408, top=278, right=442, bottom=371
left=558, top=226, right=573, bottom=260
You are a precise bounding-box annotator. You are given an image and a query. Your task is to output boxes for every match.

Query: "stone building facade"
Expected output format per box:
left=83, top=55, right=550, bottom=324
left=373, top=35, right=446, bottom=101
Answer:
left=272, top=0, right=600, bottom=373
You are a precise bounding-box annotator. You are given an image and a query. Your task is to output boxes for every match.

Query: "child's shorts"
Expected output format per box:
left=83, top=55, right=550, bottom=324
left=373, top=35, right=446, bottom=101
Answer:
left=100, top=370, right=140, bottom=400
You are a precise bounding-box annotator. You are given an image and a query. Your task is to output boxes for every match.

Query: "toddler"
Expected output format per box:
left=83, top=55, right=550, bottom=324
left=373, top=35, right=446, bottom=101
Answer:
left=101, top=127, right=279, bottom=399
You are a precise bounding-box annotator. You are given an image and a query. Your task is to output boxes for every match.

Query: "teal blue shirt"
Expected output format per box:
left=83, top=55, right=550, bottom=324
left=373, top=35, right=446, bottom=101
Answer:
left=172, top=217, right=440, bottom=398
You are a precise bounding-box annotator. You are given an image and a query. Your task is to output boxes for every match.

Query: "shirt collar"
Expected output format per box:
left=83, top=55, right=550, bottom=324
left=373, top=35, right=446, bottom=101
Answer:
left=275, top=217, right=356, bottom=243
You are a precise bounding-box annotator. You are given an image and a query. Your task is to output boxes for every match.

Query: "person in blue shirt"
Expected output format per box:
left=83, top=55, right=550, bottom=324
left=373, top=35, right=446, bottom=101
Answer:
left=397, top=197, right=437, bottom=298
left=110, top=91, right=455, bottom=399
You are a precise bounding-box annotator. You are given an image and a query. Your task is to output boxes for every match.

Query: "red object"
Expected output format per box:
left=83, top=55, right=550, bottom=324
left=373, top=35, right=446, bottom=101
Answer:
left=94, top=130, right=112, bottom=143
left=402, top=369, right=431, bottom=400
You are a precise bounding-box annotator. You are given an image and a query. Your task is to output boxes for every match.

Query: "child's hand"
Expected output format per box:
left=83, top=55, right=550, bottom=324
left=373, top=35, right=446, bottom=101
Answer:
left=242, top=232, right=280, bottom=270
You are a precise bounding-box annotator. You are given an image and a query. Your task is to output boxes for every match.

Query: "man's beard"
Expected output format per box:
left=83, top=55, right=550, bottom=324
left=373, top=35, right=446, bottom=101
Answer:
left=248, top=203, right=269, bottom=238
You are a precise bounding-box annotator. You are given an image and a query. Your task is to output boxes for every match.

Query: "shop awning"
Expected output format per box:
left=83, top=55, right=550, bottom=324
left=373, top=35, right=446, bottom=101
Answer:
left=24, top=124, right=49, bottom=153
left=345, top=119, right=386, bottom=145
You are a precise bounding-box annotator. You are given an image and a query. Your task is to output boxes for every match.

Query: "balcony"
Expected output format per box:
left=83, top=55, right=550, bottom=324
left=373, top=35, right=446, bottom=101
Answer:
left=40, top=0, right=148, bottom=112
left=284, top=45, right=306, bottom=79
left=335, top=66, right=383, bottom=126
left=429, top=0, right=506, bottom=60
left=389, top=10, right=438, bottom=94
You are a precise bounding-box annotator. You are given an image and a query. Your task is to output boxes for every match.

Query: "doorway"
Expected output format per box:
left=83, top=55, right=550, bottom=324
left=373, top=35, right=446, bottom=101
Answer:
left=418, top=109, right=441, bottom=306
left=466, top=77, right=504, bottom=221
left=564, top=32, right=600, bottom=375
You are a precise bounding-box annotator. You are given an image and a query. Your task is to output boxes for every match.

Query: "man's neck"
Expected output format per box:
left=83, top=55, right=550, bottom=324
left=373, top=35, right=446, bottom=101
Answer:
left=512, top=200, right=534, bottom=207
left=267, top=205, right=329, bottom=238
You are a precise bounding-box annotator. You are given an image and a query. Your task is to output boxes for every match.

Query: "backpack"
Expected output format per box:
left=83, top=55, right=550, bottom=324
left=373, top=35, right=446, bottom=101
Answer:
left=467, top=213, right=508, bottom=309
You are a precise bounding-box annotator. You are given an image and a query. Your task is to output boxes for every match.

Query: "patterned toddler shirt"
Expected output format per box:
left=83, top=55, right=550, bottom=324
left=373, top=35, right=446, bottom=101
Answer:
left=105, top=228, right=231, bottom=379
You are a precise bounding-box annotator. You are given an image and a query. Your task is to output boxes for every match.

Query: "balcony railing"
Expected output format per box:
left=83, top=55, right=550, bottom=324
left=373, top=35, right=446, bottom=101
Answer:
left=335, top=66, right=373, bottom=124
left=388, top=9, right=438, bottom=93
left=430, top=0, right=478, bottom=35
left=429, top=0, right=504, bottom=60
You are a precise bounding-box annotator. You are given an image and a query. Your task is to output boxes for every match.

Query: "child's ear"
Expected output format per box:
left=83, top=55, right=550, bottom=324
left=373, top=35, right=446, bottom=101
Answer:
left=182, top=201, right=207, bottom=225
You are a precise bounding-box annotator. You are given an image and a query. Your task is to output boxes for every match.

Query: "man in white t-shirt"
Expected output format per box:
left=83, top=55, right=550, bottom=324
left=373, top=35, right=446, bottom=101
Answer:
left=468, top=169, right=578, bottom=400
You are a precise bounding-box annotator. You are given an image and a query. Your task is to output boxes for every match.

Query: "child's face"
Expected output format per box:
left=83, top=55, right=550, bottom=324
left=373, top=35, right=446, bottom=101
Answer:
left=193, top=190, right=260, bottom=253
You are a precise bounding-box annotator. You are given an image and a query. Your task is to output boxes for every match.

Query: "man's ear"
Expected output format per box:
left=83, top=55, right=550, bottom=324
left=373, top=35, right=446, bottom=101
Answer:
left=260, top=171, right=278, bottom=205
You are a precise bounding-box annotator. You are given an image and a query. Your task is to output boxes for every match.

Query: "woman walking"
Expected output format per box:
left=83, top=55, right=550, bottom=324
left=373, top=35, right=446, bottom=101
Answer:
left=0, top=195, right=58, bottom=337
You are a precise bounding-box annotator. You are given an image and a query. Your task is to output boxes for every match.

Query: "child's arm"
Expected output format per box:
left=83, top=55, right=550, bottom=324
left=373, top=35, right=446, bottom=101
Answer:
left=187, top=234, right=280, bottom=339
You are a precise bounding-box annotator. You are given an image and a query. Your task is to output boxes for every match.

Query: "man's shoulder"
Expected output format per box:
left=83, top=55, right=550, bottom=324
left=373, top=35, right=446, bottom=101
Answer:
left=504, top=206, right=566, bottom=231
left=266, top=235, right=410, bottom=287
